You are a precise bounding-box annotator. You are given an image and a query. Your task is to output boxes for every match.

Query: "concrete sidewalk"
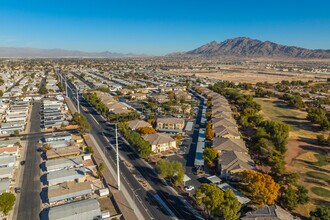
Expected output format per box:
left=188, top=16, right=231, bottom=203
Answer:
left=84, top=134, right=142, bottom=220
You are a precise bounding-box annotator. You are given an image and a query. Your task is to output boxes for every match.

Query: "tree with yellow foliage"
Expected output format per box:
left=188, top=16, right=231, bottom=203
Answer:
left=205, top=121, right=215, bottom=140
left=240, top=170, right=280, bottom=206
left=136, top=126, right=156, bottom=135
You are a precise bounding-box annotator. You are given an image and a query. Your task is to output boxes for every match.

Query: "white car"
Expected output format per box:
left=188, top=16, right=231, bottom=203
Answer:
left=184, top=185, right=195, bottom=191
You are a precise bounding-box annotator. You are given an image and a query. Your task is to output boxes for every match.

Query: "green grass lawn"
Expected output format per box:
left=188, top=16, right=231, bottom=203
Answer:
left=311, top=187, right=330, bottom=198
left=310, top=154, right=330, bottom=167
left=306, top=171, right=330, bottom=181
left=255, top=98, right=305, bottom=131
left=255, top=98, right=319, bottom=138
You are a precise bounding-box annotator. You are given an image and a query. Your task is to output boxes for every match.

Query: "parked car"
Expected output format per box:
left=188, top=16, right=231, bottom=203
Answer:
left=20, top=160, right=25, bottom=165
left=15, top=187, right=21, bottom=193
left=184, top=185, right=195, bottom=191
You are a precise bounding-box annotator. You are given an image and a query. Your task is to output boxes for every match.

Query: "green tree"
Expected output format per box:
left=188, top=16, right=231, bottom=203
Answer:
left=0, top=90, right=3, bottom=97
left=39, top=85, right=48, bottom=94
left=288, top=95, right=305, bottom=109
left=0, top=192, right=16, bottom=215
left=309, top=206, right=330, bottom=220
left=219, top=189, right=242, bottom=220
left=72, top=112, right=91, bottom=134
left=196, top=183, right=241, bottom=220
left=307, top=108, right=330, bottom=130
left=97, top=162, right=105, bottom=179
left=262, top=121, right=289, bottom=154
left=280, top=186, right=297, bottom=211
left=85, top=146, right=94, bottom=154
left=297, top=185, right=309, bottom=204
left=157, top=159, right=185, bottom=186
left=203, top=148, right=218, bottom=167
left=168, top=91, right=175, bottom=100
left=13, top=130, right=19, bottom=137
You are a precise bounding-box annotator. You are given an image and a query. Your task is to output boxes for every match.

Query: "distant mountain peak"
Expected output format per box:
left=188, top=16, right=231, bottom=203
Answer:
left=177, top=37, right=330, bottom=59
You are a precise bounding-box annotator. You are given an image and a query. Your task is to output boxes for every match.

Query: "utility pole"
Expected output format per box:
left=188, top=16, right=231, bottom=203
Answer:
left=115, top=123, right=121, bottom=191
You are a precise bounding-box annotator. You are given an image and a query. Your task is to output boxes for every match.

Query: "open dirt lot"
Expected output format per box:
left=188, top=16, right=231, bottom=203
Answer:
left=166, top=66, right=328, bottom=84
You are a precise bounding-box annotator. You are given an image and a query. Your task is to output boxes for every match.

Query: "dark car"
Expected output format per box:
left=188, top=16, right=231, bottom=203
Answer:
left=15, top=187, right=21, bottom=193
left=20, top=161, right=26, bottom=165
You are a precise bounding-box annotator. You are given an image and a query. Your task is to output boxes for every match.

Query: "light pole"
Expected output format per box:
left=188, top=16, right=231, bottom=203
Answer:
left=76, top=86, right=80, bottom=113
left=115, top=123, right=120, bottom=191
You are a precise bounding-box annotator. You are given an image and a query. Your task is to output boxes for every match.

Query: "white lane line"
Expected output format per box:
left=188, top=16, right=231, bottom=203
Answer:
left=90, top=113, right=100, bottom=125
left=153, top=194, right=179, bottom=220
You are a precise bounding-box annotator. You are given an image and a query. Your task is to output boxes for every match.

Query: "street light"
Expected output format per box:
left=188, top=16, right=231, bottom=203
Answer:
left=107, top=123, right=121, bottom=191
left=76, top=86, right=80, bottom=113
left=115, top=123, right=120, bottom=191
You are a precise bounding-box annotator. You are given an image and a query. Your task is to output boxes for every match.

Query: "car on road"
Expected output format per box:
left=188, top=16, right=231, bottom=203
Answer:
left=184, top=185, right=195, bottom=191
left=20, top=160, right=25, bottom=165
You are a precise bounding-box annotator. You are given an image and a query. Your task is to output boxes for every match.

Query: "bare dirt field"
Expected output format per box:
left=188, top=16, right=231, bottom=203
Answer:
left=166, top=69, right=328, bottom=84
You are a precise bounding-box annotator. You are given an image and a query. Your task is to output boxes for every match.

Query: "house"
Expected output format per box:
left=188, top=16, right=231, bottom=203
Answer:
left=214, top=125, right=240, bottom=139
left=156, top=118, right=185, bottom=130
left=170, top=104, right=191, bottom=114
left=45, top=198, right=102, bottom=220
left=0, top=179, right=10, bottom=194
left=0, top=146, right=18, bottom=156
left=47, top=181, right=93, bottom=203
left=120, top=88, right=134, bottom=95
left=212, top=118, right=237, bottom=128
left=149, top=94, right=169, bottom=104
left=109, top=102, right=131, bottom=114
left=0, top=166, right=14, bottom=179
left=174, top=91, right=192, bottom=100
left=128, top=119, right=152, bottom=131
left=218, top=151, right=254, bottom=179
left=241, top=205, right=297, bottom=220
left=158, top=86, right=173, bottom=93
left=45, top=156, right=83, bottom=172
left=43, top=132, right=72, bottom=143
left=130, top=93, right=147, bottom=101
left=0, top=155, right=16, bottom=168
left=143, top=133, right=177, bottom=153
left=46, top=167, right=86, bottom=186
left=211, top=110, right=232, bottom=119
left=46, top=146, right=80, bottom=159
left=213, top=138, right=247, bottom=153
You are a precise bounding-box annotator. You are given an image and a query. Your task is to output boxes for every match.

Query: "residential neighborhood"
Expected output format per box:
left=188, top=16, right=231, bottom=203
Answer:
left=0, top=46, right=329, bottom=220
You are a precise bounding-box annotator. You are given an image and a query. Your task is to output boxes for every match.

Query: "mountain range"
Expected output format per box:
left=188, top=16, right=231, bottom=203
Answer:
left=1, top=37, right=330, bottom=58
left=0, top=47, right=141, bottom=58
left=173, top=37, right=330, bottom=59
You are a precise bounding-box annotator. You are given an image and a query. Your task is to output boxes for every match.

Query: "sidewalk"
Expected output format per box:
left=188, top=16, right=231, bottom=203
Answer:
left=84, top=134, right=141, bottom=220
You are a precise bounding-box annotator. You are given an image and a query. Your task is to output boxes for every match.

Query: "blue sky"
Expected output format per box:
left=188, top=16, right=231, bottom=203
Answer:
left=0, top=0, right=330, bottom=55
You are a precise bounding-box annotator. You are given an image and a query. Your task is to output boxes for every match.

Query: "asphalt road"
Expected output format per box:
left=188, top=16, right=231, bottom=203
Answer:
left=16, top=101, right=42, bottom=220
left=167, top=91, right=207, bottom=193
left=62, top=71, right=202, bottom=220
